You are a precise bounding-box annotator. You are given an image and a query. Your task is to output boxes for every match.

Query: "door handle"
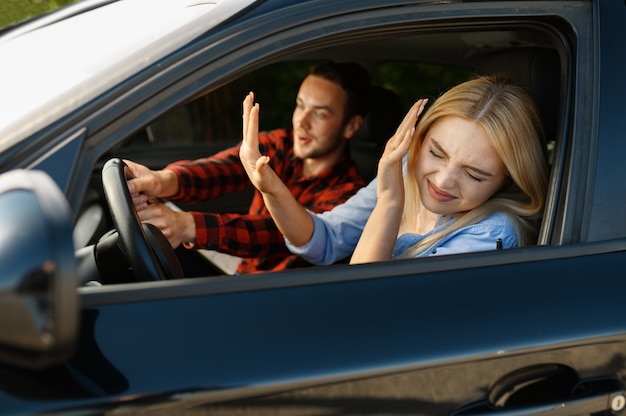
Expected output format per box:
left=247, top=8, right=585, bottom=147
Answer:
left=452, top=370, right=625, bottom=415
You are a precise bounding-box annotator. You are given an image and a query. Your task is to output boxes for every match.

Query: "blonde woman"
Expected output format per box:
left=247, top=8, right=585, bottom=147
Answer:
left=241, top=76, right=549, bottom=265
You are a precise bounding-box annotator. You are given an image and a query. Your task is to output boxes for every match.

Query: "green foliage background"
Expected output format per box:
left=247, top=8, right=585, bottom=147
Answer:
left=199, top=61, right=473, bottom=136
left=0, top=0, right=78, bottom=29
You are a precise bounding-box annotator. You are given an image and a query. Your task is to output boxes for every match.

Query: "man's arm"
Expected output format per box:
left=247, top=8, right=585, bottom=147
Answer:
left=190, top=210, right=291, bottom=257
left=239, top=93, right=317, bottom=246
left=162, top=145, right=248, bottom=203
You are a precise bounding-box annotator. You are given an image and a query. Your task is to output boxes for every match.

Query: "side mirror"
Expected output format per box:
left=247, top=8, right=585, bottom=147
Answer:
left=0, top=169, right=78, bottom=369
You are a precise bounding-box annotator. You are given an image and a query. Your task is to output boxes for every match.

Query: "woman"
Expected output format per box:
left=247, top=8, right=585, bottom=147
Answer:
left=240, top=76, right=549, bottom=264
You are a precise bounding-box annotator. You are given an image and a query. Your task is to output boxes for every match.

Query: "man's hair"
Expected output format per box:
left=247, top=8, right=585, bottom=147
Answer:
left=308, top=61, right=372, bottom=123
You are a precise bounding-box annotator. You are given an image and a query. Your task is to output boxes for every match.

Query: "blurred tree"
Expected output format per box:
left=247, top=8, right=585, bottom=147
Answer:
left=193, top=60, right=472, bottom=142
left=0, top=0, right=79, bottom=29
left=372, top=62, right=473, bottom=112
left=128, top=60, right=473, bottom=148
left=196, top=61, right=472, bottom=140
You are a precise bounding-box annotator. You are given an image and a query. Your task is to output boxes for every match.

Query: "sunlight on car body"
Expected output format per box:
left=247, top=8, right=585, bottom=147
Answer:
left=0, top=0, right=257, bottom=152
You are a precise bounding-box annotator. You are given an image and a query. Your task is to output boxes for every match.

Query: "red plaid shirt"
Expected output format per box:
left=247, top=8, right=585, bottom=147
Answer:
left=164, top=129, right=365, bottom=274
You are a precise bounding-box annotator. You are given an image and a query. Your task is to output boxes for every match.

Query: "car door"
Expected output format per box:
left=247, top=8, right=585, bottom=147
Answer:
left=73, top=244, right=626, bottom=415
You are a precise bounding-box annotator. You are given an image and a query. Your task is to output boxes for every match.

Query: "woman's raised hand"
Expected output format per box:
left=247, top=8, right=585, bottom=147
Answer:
left=376, top=98, right=428, bottom=199
left=240, top=92, right=280, bottom=194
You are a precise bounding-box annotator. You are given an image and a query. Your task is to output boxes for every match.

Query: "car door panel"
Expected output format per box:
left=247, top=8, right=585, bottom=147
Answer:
left=2, top=244, right=615, bottom=413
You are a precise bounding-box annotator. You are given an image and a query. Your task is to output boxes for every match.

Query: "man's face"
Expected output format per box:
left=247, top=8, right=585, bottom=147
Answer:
left=291, top=75, right=349, bottom=160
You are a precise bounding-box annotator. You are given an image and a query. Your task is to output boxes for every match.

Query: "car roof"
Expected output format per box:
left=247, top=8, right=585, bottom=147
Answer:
left=0, top=0, right=258, bottom=152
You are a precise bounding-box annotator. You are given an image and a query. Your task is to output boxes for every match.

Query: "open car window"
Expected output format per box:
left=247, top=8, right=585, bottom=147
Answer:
left=75, top=10, right=566, bottom=286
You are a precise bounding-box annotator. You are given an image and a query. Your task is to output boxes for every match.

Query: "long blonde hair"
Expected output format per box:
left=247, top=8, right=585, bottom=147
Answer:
left=403, top=76, right=549, bottom=256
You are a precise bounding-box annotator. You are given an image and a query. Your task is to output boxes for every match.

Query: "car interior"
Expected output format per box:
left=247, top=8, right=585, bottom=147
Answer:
left=74, top=22, right=565, bottom=284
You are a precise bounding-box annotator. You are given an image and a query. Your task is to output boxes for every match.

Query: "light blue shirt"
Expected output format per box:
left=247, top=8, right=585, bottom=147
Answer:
left=285, top=177, right=520, bottom=265
left=391, top=211, right=518, bottom=258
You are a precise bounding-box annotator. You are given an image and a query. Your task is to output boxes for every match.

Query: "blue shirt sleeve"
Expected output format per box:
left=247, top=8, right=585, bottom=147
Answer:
left=285, top=177, right=378, bottom=265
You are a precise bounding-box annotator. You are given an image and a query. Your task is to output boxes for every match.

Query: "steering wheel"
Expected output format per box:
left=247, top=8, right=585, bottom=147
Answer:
left=101, top=158, right=183, bottom=281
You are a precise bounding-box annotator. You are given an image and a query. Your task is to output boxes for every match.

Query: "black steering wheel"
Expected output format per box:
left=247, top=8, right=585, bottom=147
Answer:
left=101, top=158, right=183, bottom=281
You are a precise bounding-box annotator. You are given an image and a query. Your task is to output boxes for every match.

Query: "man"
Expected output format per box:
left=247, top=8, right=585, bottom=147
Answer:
left=126, top=61, right=371, bottom=274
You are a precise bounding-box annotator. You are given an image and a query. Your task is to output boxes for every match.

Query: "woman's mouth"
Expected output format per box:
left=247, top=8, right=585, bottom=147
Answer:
left=427, top=180, right=456, bottom=202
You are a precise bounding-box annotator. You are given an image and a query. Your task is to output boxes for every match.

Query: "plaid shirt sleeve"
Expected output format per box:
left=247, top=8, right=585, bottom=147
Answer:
left=163, top=145, right=247, bottom=203
left=191, top=209, right=289, bottom=257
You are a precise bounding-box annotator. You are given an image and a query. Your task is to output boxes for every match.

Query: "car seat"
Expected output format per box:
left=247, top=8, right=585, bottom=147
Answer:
left=477, top=47, right=562, bottom=163
left=350, top=86, right=404, bottom=182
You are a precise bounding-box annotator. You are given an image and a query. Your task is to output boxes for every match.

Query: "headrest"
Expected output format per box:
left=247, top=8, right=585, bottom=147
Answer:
left=353, top=85, right=403, bottom=145
left=351, top=86, right=404, bottom=181
left=477, top=47, right=562, bottom=140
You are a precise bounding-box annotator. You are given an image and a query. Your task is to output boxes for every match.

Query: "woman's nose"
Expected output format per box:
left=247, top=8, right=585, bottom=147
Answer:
left=436, top=167, right=459, bottom=189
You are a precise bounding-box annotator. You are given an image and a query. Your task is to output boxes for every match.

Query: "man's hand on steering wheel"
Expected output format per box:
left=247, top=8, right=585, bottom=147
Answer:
left=102, top=158, right=183, bottom=281
left=135, top=201, right=196, bottom=249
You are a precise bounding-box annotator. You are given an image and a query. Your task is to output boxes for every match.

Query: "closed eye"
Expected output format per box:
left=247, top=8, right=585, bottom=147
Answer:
left=430, top=146, right=487, bottom=182
left=466, top=171, right=484, bottom=182
left=429, top=138, right=494, bottom=183
left=429, top=149, right=444, bottom=159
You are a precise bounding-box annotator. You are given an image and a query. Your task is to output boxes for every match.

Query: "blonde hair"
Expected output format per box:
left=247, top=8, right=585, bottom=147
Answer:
left=403, top=76, right=549, bottom=256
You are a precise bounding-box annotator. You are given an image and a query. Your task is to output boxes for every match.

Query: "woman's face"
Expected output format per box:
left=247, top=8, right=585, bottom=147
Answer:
left=414, top=116, right=507, bottom=215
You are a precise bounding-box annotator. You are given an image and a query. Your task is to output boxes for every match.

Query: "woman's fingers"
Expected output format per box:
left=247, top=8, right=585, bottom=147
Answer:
left=255, top=155, right=270, bottom=170
left=397, top=126, right=415, bottom=153
left=242, top=91, right=254, bottom=139
left=398, top=98, right=423, bottom=132
left=241, top=92, right=259, bottom=155
left=404, top=97, right=427, bottom=130
left=239, top=93, right=267, bottom=184
left=417, top=97, right=428, bottom=117
left=246, top=102, right=260, bottom=150
left=387, top=98, right=428, bottom=151
left=393, top=98, right=428, bottom=144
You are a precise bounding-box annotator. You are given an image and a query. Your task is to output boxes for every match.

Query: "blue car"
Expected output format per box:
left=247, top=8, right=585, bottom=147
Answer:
left=1, top=0, right=625, bottom=414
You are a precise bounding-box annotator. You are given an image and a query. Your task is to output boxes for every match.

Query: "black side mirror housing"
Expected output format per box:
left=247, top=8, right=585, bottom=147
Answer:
left=0, top=170, right=78, bottom=369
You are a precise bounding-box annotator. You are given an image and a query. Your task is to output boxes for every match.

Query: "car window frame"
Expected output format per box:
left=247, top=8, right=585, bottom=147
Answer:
left=64, top=1, right=593, bottom=294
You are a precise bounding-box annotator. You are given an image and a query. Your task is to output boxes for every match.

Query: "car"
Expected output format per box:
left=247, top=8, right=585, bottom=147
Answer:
left=1, top=0, right=626, bottom=414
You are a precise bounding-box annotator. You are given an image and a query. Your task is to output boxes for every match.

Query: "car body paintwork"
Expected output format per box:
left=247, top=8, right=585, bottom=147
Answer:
left=1, top=0, right=626, bottom=414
